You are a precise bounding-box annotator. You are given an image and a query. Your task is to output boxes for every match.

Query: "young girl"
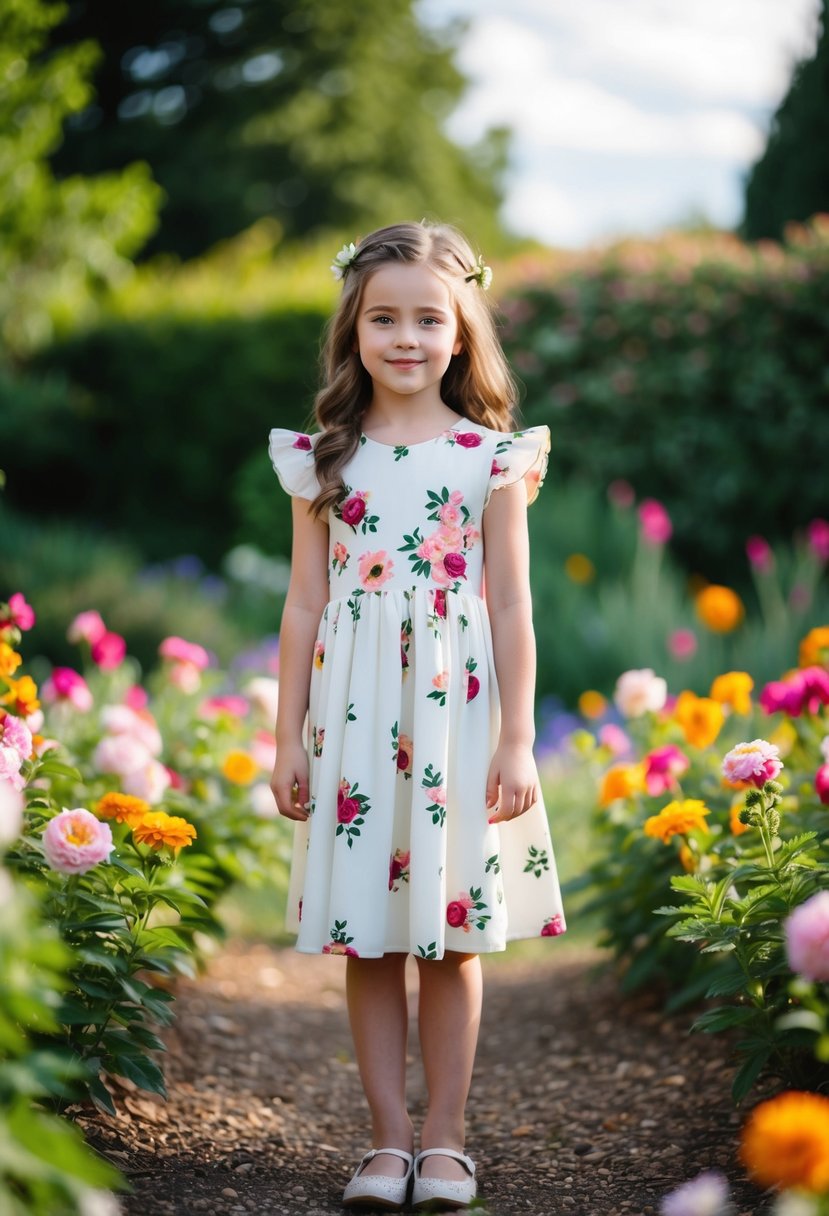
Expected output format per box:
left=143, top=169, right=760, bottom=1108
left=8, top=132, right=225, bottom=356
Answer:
left=268, top=220, right=566, bottom=1211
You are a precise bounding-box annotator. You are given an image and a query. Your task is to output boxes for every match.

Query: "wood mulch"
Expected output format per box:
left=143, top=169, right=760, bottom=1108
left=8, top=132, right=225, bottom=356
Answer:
left=72, top=938, right=779, bottom=1216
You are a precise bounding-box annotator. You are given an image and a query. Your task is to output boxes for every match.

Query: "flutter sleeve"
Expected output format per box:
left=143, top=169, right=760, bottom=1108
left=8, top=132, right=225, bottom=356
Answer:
left=268, top=428, right=322, bottom=501
left=484, top=424, right=551, bottom=509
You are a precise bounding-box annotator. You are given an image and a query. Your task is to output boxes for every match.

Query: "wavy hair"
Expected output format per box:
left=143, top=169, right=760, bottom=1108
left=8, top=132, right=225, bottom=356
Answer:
left=305, top=220, right=520, bottom=520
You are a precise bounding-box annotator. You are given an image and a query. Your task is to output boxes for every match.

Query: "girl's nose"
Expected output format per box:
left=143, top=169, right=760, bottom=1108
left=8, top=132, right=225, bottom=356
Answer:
left=394, top=328, right=418, bottom=348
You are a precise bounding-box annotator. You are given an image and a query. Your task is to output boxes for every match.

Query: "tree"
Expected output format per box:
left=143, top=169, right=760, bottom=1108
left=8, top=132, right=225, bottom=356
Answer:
left=47, top=0, right=510, bottom=260
left=0, top=0, right=160, bottom=355
left=742, top=1, right=829, bottom=241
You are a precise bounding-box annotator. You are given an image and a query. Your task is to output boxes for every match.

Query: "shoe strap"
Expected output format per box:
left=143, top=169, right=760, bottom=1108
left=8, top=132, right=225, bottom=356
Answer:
left=361, top=1147, right=414, bottom=1170
left=415, top=1147, right=475, bottom=1177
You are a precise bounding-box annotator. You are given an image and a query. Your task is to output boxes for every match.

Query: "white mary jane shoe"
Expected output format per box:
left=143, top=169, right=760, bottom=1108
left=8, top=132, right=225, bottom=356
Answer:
left=411, top=1147, right=477, bottom=1210
left=342, top=1147, right=414, bottom=1210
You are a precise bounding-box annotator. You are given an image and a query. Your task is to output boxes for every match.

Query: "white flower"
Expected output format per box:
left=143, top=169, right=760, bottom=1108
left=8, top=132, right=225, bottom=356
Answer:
left=614, top=667, right=668, bottom=717
left=466, top=255, right=492, bottom=290
left=100, top=704, right=162, bottom=755
left=660, top=1171, right=732, bottom=1216
left=244, top=676, right=280, bottom=724
left=331, top=242, right=359, bottom=280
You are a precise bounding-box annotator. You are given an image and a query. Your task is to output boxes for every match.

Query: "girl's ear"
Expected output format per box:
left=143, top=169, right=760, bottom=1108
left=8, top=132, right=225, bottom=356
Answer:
left=452, top=338, right=463, bottom=356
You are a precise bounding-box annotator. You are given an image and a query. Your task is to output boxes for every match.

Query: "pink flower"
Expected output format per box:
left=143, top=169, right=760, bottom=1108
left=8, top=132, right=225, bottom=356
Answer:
left=541, top=915, right=565, bottom=937
left=0, top=780, right=24, bottom=848
left=436, top=524, right=463, bottom=552
left=333, top=541, right=348, bottom=563
left=292, top=433, right=312, bottom=450
left=808, top=518, right=829, bottom=563
left=337, top=787, right=361, bottom=823
left=721, top=739, right=783, bottom=788
left=91, top=631, right=127, bottom=670
left=466, top=675, right=480, bottom=702
left=667, top=629, right=697, bottom=660
left=124, top=685, right=148, bottom=711
left=815, top=763, right=829, bottom=805
left=93, top=733, right=153, bottom=778
left=341, top=496, right=367, bottom=526
left=463, top=525, right=480, bottom=548
left=454, top=431, right=482, bottom=448
left=1, top=714, right=33, bottom=763
left=439, top=502, right=461, bottom=526
left=434, top=590, right=447, bottom=618
left=100, top=704, right=162, bottom=754
left=68, top=610, right=107, bottom=646
left=446, top=900, right=468, bottom=928
left=159, top=636, right=209, bottom=669
left=396, top=734, right=413, bottom=774
left=431, top=563, right=451, bottom=588
left=661, top=1171, right=730, bottom=1216
left=122, top=759, right=171, bottom=802
left=42, top=667, right=93, bottom=712
left=323, top=942, right=359, bottom=956
left=432, top=671, right=449, bottom=691
left=746, top=535, right=774, bottom=572
left=490, top=460, right=505, bottom=477
left=42, top=808, right=114, bottom=874
left=7, top=593, right=35, bottom=632
left=638, top=499, right=672, bottom=545
left=643, top=745, right=689, bottom=795
left=443, top=552, right=467, bottom=579
left=614, top=668, right=667, bottom=717
left=449, top=490, right=463, bottom=505
left=358, top=550, right=394, bottom=591
left=785, top=891, right=829, bottom=982
left=199, top=694, right=249, bottom=720
left=598, top=723, right=632, bottom=757
left=431, top=786, right=447, bottom=805
left=760, top=667, right=829, bottom=717
left=0, top=749, right=26, bottom=790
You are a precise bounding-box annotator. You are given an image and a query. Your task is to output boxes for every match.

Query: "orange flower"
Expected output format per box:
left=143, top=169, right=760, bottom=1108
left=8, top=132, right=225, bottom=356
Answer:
left=132, top=810, right=197, bottom=853
left=599, top=763, right=644, bottom=806
left=578, top=689, right=608, bottom=719
left=739, top=1090, right=829, bottom=1193
left=695, top=585, right=744, bottom=633
left=709, top=671, right=753, bottom=716
left=0, top=674, right=40, bottom=716
left=729, top=801, right=749, bottom=836
left=96, top=792, right=151, bottom=827
left=678, top=843, right=697, bottom=872
left=799, top=625, right=829, bottom=670
left=221, top=750, right=258, bottom=784
left=673, top=690, right=724, bottom=748
left=644, top=799, right=710, bottom=843
left=0, top=644, right=22, bottom=680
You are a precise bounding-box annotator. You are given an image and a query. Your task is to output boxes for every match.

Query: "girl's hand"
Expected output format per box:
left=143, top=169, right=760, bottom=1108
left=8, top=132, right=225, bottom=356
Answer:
left=485, top=741, right=539, bottom=823
left=271, top=743, right=311, bottom=821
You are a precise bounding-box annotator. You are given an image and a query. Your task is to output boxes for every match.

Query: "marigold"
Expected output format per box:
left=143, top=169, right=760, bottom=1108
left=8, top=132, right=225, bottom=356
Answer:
left=578, top=689, right=607, bottom=719
left=739, top=1090, right=829, bottom=1193
left=799, top=625, right=829, bottom=670
left=644, top=799, right=710, bottom=843
left=710, top=671, right=753, bottom=716
left=96, top=791, right=152, bottom=827
left=221, top=750, right=258, bottom=784
left=673, top=690, right=724, bottom=749
left=0, top=644, right=22, bottom=680
left=132, top=810, right=197, bottom=853
left=599, top=763, right=644, bottom=807
left=695, top=585, right=744, bottom=633
left=0, top=674, right=40, bottom=716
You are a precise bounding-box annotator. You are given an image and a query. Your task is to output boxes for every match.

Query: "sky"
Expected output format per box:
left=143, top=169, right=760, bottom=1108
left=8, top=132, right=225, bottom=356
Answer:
left=419, top=0, right=821, bottom=248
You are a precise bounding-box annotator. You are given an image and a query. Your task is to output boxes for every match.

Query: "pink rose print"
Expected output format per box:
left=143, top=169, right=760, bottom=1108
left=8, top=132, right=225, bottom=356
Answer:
left=341, top=495, right=367, bottom=526
left=439, top=502, right=461, bottom=526
left=335, top=778, right=371, bottom=846
left=337, top=489, right=379, bottom=534
left=491, top=459, right=506, bottom=477
left=446, top=888, right=490, bottom=931
left=464, top=657, right=480, bottom=703
left=337, top=794, right=361, bottom=824
left=397, top=734, right=413, bottom=775
left=446, top=900, right=468, bottom=928
left=323, top=920, right=359, bottom=955
left=433, top=671, right=449, bottom=691
left=422, top=763, right=447, bottom=825
left=454, top=432, right=482, bottom=448
left=332, top=541, right=350, bottom=574
left=434, top=590, right=447, bottom=618
left=389, top=848, right=411, bottom=891
left=292, top=433, right=312, bottom=450
left=358, top=549, right=395, bottom=591
left=463, top=525, right=480, bottom=548
left=541, top=915, right=566, bottom=937
left=443, top=552, right=466, bottom=580
left=399, top=486, right=476, bottom=591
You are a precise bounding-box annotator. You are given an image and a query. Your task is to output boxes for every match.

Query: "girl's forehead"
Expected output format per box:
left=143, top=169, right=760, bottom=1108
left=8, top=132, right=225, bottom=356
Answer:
left=360, top=262, right=454, bottom=310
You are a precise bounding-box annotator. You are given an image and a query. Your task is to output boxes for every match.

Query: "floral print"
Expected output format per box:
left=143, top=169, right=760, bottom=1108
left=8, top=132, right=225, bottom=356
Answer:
left=332, top=542, right=350, bottom=575
left=358, top=549, right=395, bottom=590
left=422, top=764, right=447, bottom=826
left=336, top=777, right=370, bottom=848
left=389, top=848, right=411, bottom=891
left=323, top=919, right=359, bottom=955
left=391, top=721, right=413, bottom=778
left=524, top=845, right=550, bottom=877
left=446, top=887, right=490, bottom=932
left=335, top=487, right=379, bottom=534
left=541, top=915, right=566, bottom=937
left=397, top=486, right=479, bottom=591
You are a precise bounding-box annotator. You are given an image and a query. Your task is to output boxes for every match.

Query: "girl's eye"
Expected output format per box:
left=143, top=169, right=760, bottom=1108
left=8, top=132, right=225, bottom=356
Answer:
left=420, top=317, right=440, bottom=326
left=372, top=316, right=393, bottom=325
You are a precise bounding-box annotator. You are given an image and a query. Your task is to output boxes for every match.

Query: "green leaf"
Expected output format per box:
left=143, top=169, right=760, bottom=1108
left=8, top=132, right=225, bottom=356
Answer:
left=731, top=1048, right=772, bottom=1104
left=692, top=1005, right=757, bottom=1034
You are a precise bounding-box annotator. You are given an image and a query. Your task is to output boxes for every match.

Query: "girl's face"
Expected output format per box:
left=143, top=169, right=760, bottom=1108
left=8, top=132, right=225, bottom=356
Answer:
left=353, top=263, right=463, bottom=404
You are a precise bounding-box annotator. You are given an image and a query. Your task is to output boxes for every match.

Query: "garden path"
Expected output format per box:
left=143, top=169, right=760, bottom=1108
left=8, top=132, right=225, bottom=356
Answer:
left=75, top=939, right=773, bottom=1216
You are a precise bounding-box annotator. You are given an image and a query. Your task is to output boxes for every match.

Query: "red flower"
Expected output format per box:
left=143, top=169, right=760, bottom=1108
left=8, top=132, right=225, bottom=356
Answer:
left=443, top=552, right=467, bottom=579
left=341, top=496, right=367, bottom=526
left=466, top=675, right=480, bottom=702
left=338, top=796, right=360, bottom=824
left=446, top=901, right=468, bottom=928
left=541, top=915, right=565, bottom=937
left=490, top=460, right=505, bottom=476
left=396, top=747, right=410, bottom=771
left=454, top=432, right=482, bottom=448
left=292, top=434, right=312, bottom=450
left=434, top=590, right=447, bottom=618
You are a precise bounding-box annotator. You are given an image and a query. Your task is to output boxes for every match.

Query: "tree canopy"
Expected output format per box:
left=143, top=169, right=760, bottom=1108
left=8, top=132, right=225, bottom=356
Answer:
left=47, top=0, right=510, bottom=260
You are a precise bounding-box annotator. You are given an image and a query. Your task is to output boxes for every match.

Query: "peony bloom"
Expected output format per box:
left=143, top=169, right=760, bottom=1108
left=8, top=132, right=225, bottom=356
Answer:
left=710, top=671, right=753, bottom=716
left=221, top=750, right=258, bottom=784
left=643, top=745, right=689, bottom=796
left=660, top=1170, right=731, bottom=1216
left=816, top=763, right=829, bottom=805
left=599, top=763, right=644, bottom=806
left=358, top=549, right=395, bottom=591
left=799, top=625, right=829, bottom=670
left=67, top=610, right=107, bottom=646
left=94, top=733, right=153, bottom=779
left=454, top=431, right=482, bottom=448
left=638, top=499, right=672, bottom=545
left=0, top=778, right=24, bottom=849
left=42, top=808, right=114, bottom=874
left=614, top=668, right=668, bottom=718
left=41, top=667, right=93, bottom=712
left=644, top=799, right=710, bottom=844
left=785, top=891, right=829, bottom=982
left=95, top=791, right=151, bottom=827
left=100, top=704, right=162, bottom=755
left=694, top=585, right=744, bottom=633
left=746, top=535, right=774, bottom=573
left=673, top=691, right=724, bottom=749
left=1, top=713, right=33, bottom=764
left=132, top=810, right=197, bottom=854
left=739, top=1090, right=829, bottom=1193
left=722, top=739, right=783, bottom=788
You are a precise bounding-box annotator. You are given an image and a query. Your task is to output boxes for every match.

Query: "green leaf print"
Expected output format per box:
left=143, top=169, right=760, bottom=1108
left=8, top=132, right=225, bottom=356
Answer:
left=336, top=778, right=371, bottom=849
left=485, top=853, right=501, bottom=875
left=346, top=702, right=357, bottom=723
left=417, top=942, right=438, bottom=960
left=393, top=445, right=409, bottom=461
left=422, top=764, right=446, bottom=827
left=458, top=614, right=469, bottom=630
left=347, top=589, right=365, bottom=622
left=523, top=845, right=550, bottom=878
left=398, top=527, right=431, bottom=578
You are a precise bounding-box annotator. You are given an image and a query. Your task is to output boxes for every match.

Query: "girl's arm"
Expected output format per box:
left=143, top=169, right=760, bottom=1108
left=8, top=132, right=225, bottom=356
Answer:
left=481, top=480, right=540, bottom=823
left=271, top=496, right=330, bottom=820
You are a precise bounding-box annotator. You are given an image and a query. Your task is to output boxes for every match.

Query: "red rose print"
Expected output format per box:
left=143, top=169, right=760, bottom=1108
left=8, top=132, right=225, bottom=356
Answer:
left=292, top=433, right=312, bottom=450
left=466, top=675, right=480, bottom=702
left=443, top=552, right=466, bottom=579
left=341, top=496, right=367, bottom=526
left=338, top=796, right=360, bottom=824
left=446, top=901, right=468, bottom=928
left=491, top=459, right=505, bottom=476
left=541, top=915, right=565, bottom=937
left=455, top=432, right=482, bottom=448
left=396, top=747, right=410, bottom=771
left=434, top=590, right=447, bottom=618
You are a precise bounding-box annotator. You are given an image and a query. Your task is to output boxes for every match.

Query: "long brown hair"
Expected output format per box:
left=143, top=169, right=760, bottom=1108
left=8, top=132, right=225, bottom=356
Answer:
left=306, top=220, right=520, bottom=520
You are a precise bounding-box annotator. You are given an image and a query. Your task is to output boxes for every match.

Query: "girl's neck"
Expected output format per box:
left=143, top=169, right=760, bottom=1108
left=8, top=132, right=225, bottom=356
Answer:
left=361, top=397, right=461, bottom=441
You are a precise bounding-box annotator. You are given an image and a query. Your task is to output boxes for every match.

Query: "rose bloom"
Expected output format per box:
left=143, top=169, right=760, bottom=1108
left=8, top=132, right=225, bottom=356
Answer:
left=722, top=739, right=783, bottom=788
left=432, top=670, right=449, bottom=691
left=222, top=751, right=258, bottom=784
left=0, top=778, right=24, bottom=849
left=815, top=763, right=829, bottom=805
left=42, top=667, right=94, bottom=712
left=439, top=502, right=461, bottom=526
left=333, top=541, right=348, bottom=564
left=6, top=592, right=35, bottom=632
left=122, top=760, right=171, bottom=803
left=434, top=590, right=447, bottom=618
left=694, top=585, right=744, bottom=633
left=132, top=810, right=197, bottom=854
left=758, top=668, right=829, bottom=717
left=430, top=785, right=447, bottom=805
left=709, top=671, right=753, bottom=716
left=396, top=733, right=413, bottom=775
left=159, top=636, right=209, bottom=669
left=42, top=808, right=114, bottom=874
left=785, top=890, right=829, bottom=982
left=644, top=799, right=710, bottom=844
left=67, top=610, right=107, bottom=646
left=292, top=433, right=312, bottom=450
left=340, top=495, right=367, bottom=527
left=95, top=791, right=151, bottom=828
left=638, top=499, right=672, bottom=545
left=1, top=713, right=33, bottom=764
left=660, top=1170, right=731, bottom=1216
left=443, top=551, right=467, bottom=580
left=541, top=915, right=565, bottom=937
left=739, top=1090, right=829, bottom=1193
left=643, top=745, right=689, bottom=796
left=91, top=631, right=127, bottom=670
left=673, top=691, right=724, bottom=749
left=614, top=668, right=668, bottom=718
left=454, top=431, right=482, bottom=448
left=358, top=549, right=394, bottom=591
left=446, top=900, right=468, bottom=928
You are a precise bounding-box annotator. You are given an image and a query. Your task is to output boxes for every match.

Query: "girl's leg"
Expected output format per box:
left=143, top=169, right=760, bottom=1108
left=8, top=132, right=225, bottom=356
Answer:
left=414, top=950, right=483, bottom=1181
left=345, top=953, right=414, bottom=1177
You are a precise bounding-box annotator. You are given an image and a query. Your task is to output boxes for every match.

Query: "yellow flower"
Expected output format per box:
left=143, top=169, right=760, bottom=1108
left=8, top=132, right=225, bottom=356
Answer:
left=799, top=625, right=829, bottom=669
left=694, top=584, right=745, bottom=633
left=739, top=1090, right=829, bottom=1193
left=0, top=675, right=40, bottom=716
left=96, top=792, right=152, bottom=828
left=678, top=843, right=696, bottom=872
left=709, top=671, right=753, bottom=716
left=673, top=690, right=724, bottom=748
left=0, top=644, right=22, bottom=680
left=729, top=801, right=749, bottom=836
left=579, top=689, right=608, bottom=719
left=565, top=554, right=595, bottom=584
left=644, top=799, right=710, bottom=843
left=599, top=763, right=644, bottom=807
left=221, top=750, right=258, bottom=784
left=132, top=810, right=197, bottom=853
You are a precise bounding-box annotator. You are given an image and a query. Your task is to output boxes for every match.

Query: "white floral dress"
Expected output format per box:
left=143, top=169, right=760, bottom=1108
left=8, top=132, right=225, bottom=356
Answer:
left=268, top=417, right=567, bottom=958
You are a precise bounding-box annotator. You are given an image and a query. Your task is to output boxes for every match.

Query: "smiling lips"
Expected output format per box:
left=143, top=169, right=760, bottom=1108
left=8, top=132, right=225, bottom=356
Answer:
left=388, top=359, right=424, bottom=367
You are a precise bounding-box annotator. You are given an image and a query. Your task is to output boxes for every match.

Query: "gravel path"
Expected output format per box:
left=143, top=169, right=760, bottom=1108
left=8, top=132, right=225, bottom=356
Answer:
left=73, top=939, right=775, bottom=1216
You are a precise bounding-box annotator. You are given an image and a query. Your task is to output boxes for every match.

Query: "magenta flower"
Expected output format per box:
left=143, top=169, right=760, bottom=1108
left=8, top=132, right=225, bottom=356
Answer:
left=785, top=891, right=829, bottom=982
left=454, top=432, right=482, bottom=448
left=638, top=499, right=672, bottom=545
left=434, top=589, right=447, bottom=618
left=643, top=745, right=689, bottom=796
left=340, top=495, right=367, bottom=526
left=807, top=518, right=829, bottom=563
left=91, top=631, right=127, bottom=670
left=443, top=552, right=467, bottom=579
left=721, top=739, right=783, bottom=788
left=67, top=610, right=107, bottom=646
left=667, top=629, right=697, bottom=660
left=446, top=900, right=468, bottom=928
left=746, top=535, right=774, bottom=572
left=159, top=636, right=209, bottom=669
left=815, top=763, right=829, bottom=805
left=292, top=433, right=312, bottom=450
left=598, top=723, right=632, bottom=757
left=42, top=667, right=93, bottom=712
left=607, top=479, right=635, bottom=509
left=1, top=714, right=33, bottom=763
left=541, top=915, right=565, bottom=937
left=466, top=675, right=480, bottom=702
left=7, top=593, right=35, bottom=632
left=759, top=667, right=829, bottom=717
left=42, top=808, right=114, bottom=874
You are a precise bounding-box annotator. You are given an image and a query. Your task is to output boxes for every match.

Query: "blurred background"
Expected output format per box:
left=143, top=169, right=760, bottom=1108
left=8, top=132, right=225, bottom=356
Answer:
left=1, top=0, right=828, bottom=713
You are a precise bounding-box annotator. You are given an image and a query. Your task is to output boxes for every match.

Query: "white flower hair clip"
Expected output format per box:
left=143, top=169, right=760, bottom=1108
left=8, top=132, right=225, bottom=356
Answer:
left=465, top=254, right=493, bottom=291
left=331, top=242, right=360, bottom=280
